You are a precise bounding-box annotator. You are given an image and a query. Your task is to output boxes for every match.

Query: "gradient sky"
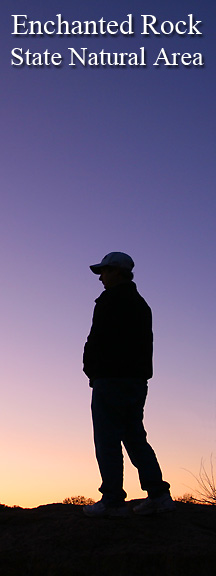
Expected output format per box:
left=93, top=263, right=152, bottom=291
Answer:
left=1, top=1, right=215, bottom=507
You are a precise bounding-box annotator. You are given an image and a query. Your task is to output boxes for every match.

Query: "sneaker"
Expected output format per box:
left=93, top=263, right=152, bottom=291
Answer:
left=133, top=493, right=176, bottom=516
left=83, top=500, right=107, bottom=517
left=83, top=500, right=129, bottom=518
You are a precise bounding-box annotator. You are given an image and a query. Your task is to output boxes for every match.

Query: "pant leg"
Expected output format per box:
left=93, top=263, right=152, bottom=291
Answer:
left=122, top=382, right=170, bottom=498
left=91, top=379, right=127, bottom=506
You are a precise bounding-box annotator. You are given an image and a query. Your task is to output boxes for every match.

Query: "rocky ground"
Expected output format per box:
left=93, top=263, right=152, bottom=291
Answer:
left=0, top=500, right=215, bottom=575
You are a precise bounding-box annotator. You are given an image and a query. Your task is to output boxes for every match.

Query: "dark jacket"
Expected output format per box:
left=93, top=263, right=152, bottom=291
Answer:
left=83, top=282, right=153, bottom=383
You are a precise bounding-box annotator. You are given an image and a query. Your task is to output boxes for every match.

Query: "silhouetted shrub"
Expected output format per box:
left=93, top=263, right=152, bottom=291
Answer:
left=185, top=455, right=216, bottom=505
left=176, top=493, right=198, bottom=503
left=194, top=456, right=216, bottom=505
left=62, top=495, right=95, bottom=505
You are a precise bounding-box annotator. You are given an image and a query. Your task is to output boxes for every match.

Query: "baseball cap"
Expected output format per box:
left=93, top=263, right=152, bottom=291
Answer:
left=90, top=252, right=134, bottom=274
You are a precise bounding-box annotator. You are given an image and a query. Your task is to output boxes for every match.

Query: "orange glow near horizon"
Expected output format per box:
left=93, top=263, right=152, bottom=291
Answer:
left=1, top=431, right=208, bottom=508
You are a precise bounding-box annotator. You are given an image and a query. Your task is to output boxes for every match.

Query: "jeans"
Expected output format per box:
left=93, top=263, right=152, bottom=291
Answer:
left=91, top=377, right=170, bottom=506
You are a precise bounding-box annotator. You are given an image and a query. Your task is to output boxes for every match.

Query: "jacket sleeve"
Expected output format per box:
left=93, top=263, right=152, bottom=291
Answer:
left=83, top=296, right=108, bottom=379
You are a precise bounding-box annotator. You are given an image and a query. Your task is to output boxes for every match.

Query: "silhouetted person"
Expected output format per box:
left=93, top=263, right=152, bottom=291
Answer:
left=83, top=252, right=175, bottom=517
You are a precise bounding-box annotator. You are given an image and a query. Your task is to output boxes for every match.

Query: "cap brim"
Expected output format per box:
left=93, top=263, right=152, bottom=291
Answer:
left=89, top=264, right=102, bottom=274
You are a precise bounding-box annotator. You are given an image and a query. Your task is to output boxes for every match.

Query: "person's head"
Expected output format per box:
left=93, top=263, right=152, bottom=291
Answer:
left=99, top=266, right=133, bottom=289
left=89, top=252, right=134, bottom=289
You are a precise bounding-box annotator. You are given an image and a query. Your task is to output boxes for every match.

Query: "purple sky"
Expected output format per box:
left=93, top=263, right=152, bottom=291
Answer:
left=1, top=1, right=215, bottom=506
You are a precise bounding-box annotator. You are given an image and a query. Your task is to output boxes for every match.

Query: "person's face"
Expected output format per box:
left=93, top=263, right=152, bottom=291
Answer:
left=99, top=267, right=120, bottom=289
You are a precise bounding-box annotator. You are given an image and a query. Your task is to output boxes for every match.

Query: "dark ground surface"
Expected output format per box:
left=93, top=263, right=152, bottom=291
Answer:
left=0, top=500, right=215, bottom=576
